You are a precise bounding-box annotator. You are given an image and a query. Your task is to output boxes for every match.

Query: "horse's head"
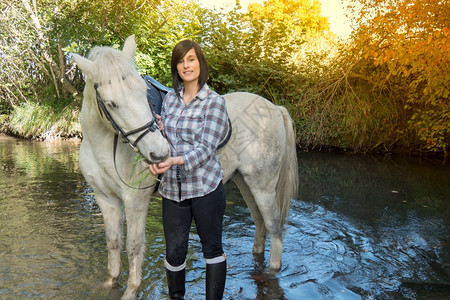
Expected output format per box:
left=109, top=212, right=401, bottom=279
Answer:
left=71, top=35, right=170, bottom=164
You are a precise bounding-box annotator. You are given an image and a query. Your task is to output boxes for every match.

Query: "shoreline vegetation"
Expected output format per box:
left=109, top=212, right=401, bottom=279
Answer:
left=0, top=104, right=447, bottom=159
left=1, top=0, right=448, bottom=158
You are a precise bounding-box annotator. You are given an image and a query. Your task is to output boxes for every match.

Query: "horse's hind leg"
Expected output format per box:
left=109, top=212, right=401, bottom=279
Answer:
left=236, top=173, right=284, bottom=270
left=254, top=190, right=283, bottom=271
left=121, top=194, right=151, bottom=300
left=234, top=173, right=267, bottom=254
left=95, top=193, right=124, bottom=288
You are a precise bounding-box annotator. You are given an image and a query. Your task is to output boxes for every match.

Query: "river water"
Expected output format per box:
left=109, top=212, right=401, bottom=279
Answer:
left=0, top=135, right=449, bottom=299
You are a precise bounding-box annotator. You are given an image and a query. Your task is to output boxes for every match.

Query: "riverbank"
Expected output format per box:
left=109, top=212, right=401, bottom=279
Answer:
left=0, top=133, right=81, bottom=146
left=1, top=131, right=448, bottom=164
left=0, top=100, right=81, bottom=141
left=0, top=97, right=447, bottom=159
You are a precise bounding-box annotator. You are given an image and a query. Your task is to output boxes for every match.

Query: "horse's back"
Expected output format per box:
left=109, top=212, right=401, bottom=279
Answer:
left=223, top=92, right=278, bottom=118
left=220, top=92, right=289, bottom=181
left=223, top=92, right=286, bottom=143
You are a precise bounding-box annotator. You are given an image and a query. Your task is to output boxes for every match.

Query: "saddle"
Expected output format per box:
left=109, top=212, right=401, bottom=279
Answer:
left=143, top=75, right=232, bottom=149
left=143, top=75, right=170, bottom=116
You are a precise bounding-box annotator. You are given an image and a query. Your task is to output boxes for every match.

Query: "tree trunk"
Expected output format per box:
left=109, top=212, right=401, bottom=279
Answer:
left=21, top=0, right=80, bottom=101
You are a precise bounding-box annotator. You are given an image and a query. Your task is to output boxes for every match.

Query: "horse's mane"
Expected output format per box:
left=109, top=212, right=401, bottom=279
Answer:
left=87, top=46, right=145, bottom=95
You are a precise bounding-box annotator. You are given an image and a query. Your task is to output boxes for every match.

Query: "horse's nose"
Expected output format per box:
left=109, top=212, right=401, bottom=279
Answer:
left=149, top=152, right=168, bottom=164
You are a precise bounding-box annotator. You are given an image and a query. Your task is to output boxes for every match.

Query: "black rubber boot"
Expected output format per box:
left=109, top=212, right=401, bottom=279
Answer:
left=166, top=268, right=185, bottom=300
left=205, top=261, right=226, bottom=300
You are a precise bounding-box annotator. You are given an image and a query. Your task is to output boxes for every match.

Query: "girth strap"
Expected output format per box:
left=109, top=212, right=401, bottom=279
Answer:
left=218, top=117, right=232, bottom=150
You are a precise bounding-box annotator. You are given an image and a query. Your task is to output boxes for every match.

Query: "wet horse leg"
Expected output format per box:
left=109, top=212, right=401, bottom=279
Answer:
left=121, top=194, right=151, bottom=300
left=238, top=173, right=283, bottom=270
left=256, top=193, right=283, bottom=270
left=254, top=189, right=283, bottom=271
left=95, top=193, right=124, bottom=288
left=234, top=173, right=267, bottom=254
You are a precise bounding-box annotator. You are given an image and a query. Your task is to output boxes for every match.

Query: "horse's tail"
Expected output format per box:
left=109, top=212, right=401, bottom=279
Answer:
left=276, top=106, right=299, bottom=226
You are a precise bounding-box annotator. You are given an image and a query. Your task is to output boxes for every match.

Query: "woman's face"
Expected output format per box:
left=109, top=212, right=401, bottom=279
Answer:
left=177, top=48, right=200, bottom=85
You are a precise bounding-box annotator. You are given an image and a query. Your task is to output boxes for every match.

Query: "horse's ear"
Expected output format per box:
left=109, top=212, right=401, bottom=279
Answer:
left=71, top=53, right=96, bottom=79
left=122, top=35, right=136, bottom=59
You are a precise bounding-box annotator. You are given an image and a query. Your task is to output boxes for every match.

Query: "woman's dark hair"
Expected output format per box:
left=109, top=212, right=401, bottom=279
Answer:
left=171, top=40, right=209, bottom=95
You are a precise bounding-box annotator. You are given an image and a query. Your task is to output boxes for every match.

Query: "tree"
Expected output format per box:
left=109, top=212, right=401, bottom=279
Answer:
left=198, top=0, right=330, bottom=103
left=0, top=0, right=82, bottom=105
left=346, top=0, right=450, bottom=153
left=0, top=0, right=214, bottom=106
left=246, top=0, right=329, bottom=64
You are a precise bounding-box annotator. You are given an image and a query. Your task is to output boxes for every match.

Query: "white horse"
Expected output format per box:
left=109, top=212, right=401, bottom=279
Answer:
left=72, top=35, right=298, bottom=299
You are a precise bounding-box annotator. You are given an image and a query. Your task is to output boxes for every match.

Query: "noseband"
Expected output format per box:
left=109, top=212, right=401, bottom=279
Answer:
left=93, top=78, right=160, bottom=190
left=94, top=80, right=159, bottom=153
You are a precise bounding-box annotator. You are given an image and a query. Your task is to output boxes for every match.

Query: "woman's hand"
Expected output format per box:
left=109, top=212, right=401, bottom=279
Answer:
left=149, top=157, right=173, bottom=175
left=149, top=156, right=184, bottom=176
left=155, top=114, right=163, bottom=132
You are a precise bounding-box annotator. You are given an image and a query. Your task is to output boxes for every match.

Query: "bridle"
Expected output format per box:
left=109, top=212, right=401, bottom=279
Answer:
left=94, top=79, right=159, bottom=154
left=93, top=77, right=160, bottom=190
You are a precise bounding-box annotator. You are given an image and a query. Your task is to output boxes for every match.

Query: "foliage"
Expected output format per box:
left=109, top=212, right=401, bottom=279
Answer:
left=295, top=64, right=411, bottom=152
left=1, top=1, right=39, bottom=107
left=8, top=100, right=80, bottom=139
left=135, top=0, right=212, bottom=85
left=1, top=0, right=448, bottom=157
left=2, top=0, right=330, bottom=112
left=345, top=0, right=450, bottom=152
left=294, top=0, right=449, bottom=154
left=247, top=0, right=329, bottom=61
left=200, top=0, right=329, bottom=105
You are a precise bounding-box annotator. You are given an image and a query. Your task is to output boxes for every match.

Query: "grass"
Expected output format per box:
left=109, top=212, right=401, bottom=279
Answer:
left=7, top=100, right=81, bottom=140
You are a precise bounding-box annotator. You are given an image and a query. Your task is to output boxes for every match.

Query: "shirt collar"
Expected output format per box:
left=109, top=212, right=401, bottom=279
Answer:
left=179, top=84, right=210, bottom=101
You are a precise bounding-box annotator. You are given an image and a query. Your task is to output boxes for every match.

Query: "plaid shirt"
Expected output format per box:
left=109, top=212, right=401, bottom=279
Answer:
left=158, top=84, right=229, bottom=201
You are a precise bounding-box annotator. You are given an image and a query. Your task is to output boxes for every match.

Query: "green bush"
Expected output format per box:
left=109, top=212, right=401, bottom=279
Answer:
left=8, top=101, right=80, bottom=140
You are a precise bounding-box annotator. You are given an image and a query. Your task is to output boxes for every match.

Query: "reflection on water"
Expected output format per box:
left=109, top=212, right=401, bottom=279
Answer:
left=0, top=135, right=449, bottom=299
left=293, top=152, right=450, bottom=299
left=0, top=136, right=106, bottom=298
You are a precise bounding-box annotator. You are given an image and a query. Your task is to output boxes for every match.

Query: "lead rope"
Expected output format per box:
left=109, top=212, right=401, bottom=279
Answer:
left=112, top=133, right=156, bottom=190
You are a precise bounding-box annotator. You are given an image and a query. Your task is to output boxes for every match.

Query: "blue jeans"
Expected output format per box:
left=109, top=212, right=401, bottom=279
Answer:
left=163, top=182, right=226, bottom=267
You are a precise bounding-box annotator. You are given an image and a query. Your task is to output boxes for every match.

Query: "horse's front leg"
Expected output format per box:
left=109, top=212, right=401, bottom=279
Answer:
left=95, top=193, right=124, bottom=288
left=121, top=192, right=151, bottom=300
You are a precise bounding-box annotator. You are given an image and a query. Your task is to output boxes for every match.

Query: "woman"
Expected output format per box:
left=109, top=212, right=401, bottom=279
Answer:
left=149, top=40, right=229, bottom=300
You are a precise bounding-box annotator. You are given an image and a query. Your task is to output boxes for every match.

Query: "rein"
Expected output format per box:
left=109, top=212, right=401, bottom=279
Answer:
left=112, top=133, right=156, bottom=190
left=94, top=79, right=159, bottom=190
left=94, top=83, right=159, bottom=153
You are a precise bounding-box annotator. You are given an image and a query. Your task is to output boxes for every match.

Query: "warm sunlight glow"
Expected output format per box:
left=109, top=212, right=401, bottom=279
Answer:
left=196, top=0, right=352, bottom=38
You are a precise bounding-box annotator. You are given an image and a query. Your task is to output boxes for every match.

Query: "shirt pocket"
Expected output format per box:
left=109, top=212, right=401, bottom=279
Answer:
left=177, top=112, right=205, bottom=144
left=163, top=113, right=179, bottom=136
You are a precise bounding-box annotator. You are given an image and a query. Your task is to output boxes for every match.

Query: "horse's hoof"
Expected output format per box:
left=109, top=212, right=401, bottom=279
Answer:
left=121, top=288, right=137, bottom=300
left=103, top=277, right=120, bottom=289
left=268, top=264, right=282, bottom=273
left=252, top=245, right=265, bottom=254
left=120, top=283, right=138, bottom=300
left=107, top=285, right=123, bottom=299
